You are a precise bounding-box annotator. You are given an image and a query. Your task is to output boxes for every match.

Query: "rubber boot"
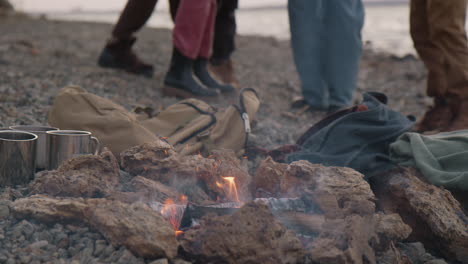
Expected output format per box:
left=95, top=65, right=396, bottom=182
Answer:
left=194, top=58, right=235, bottom=93
left=98, top=37, right=154, bottom=78
left=445, top=98, right=468, bottom=131
left=163, top=48, right=218, bottom=98
left=416, top=97, right=453, bottom=133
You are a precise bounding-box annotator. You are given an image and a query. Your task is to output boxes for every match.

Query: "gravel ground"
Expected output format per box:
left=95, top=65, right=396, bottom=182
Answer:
left=0, top=14, right=428, bottom=149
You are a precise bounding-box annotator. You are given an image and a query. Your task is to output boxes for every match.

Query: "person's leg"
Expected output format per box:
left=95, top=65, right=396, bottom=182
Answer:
left=323, top=0, right=364, bottom=109
left=209, top=0, right=239, bottom=87
left=411, top=0, right=447, bottom=98
left=410, top=0, right=452, bottom=132
left=112, top=0, right=158, bottom=40
left=194, top=0, right=235, bottom=92
left=98, top=0, right=157, bottom=77
left=288, top=0, right=327, bottom=109
left=169, top=0, right=180, bottom=21
left=164, top=0, right=219, bottom=98
left=211, top=0, right=237, bottom=63
left=427, top=0, right=468, bottom=130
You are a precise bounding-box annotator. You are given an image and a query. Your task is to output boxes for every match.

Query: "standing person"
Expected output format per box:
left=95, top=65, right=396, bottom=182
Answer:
left=411, top=0, right=468, bottom=132
left=170, top=0, right=239, bottom=88
left=288, top=0, right=365, bottom=112
left=98, top=0, right=239, bottom=89
left=163, top=0, right=234, bottom=98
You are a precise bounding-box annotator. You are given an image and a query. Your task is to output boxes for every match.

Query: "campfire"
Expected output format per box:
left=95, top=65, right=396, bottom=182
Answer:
left=1, top=139, right=467, bottom=264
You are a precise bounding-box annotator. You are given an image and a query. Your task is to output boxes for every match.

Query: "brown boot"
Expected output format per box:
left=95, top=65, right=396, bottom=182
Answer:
left=445, top=98, right=468, bottom=131
left=98, top=37, right=154, bottom=78
left=416, top=97, right=453, bottom=133
left=208, top=59, right=240, bottom=89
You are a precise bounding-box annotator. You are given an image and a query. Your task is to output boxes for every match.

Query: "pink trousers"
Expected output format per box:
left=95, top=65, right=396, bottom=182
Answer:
left=173, top=0, right=217, bottom=59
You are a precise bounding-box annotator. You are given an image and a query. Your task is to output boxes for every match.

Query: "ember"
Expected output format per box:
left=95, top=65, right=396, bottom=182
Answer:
left=216, top=176, right=241, bottom=203
left=160, top=197, right=187, bottom=236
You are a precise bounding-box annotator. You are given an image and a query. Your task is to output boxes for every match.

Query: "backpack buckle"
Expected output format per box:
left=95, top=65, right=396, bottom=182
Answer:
left=242, top=113, right=251, bottom=133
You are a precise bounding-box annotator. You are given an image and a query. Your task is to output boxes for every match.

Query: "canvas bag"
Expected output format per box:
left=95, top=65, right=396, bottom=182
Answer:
left=48, top=86, right=260, bottom=156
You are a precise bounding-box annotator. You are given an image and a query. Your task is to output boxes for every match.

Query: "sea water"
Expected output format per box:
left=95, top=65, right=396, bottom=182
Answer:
left=7, top=0, right=442, bottom=56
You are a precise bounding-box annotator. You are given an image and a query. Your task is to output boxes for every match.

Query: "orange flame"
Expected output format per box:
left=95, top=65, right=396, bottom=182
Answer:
left=160, top=197, right=187, bottom=236
left=216, top=176, right=241, bottom=203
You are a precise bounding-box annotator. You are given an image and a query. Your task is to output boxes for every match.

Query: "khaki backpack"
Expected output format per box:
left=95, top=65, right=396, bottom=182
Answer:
left=48, top=86, right=260, bottom=157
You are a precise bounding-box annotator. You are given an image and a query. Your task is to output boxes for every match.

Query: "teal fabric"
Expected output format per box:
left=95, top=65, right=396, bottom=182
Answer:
left=390, top=131, right=468, bottom=191
left=286, top=93, right=415, bottom=178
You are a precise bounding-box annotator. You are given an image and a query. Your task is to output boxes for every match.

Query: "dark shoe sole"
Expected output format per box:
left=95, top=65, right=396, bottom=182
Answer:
left=97, top=50, right=154, bottom=78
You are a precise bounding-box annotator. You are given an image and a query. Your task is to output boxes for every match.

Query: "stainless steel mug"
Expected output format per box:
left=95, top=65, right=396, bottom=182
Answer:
left=46, top=130, right=100, bottom=170
left=0, top=131, right=37, bottom=187
left=10, top=125, right=59, bottom=170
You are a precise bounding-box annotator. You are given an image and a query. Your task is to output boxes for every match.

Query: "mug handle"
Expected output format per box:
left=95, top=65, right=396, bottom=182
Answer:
left=90, top=136, right=100, bottom=155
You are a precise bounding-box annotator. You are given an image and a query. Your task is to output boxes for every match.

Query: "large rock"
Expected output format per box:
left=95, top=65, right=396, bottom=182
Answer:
left=11, top=195, right=178, bottom=259
left=108, top=176, right=183, bottom=204
left=179, top=202, right=306, bottom=264
left=373, top=168, right=468, bottom=263
left=120, top=142, right=251, bottom=203
left=253, top=159, right=412, bottom=264
left=29, top=149, right=120, bottom=198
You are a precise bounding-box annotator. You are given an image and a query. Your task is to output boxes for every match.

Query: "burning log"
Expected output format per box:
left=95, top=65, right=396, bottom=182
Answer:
left=372, top=168, right=468, bottom=263
left=11, top=195, right=178, bottom=260
left=180, top=198, right=310, bottom=229
left=179, top=202, right=307, bottom=264
left=29, top=148, right=120, bottom=198
left=179, top=202, right=240, bottom=229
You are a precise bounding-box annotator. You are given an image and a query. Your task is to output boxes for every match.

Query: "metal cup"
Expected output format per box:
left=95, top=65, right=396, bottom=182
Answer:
left=0, top=131, right=37, bottom=187
left=10, top=125, right=59, bottom=170
left=46, top=130, right=100, bottom=170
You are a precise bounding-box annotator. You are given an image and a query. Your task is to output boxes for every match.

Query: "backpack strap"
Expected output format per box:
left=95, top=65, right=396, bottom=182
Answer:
left=176, top=102, right=217, bottom=145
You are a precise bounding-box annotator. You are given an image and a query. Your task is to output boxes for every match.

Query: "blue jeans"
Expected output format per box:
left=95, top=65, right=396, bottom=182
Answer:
left=288, top=0, right=365, bottom=109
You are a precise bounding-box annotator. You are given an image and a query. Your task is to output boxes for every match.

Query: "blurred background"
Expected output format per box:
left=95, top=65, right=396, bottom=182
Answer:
left=10, top=0, right=414, bottom=56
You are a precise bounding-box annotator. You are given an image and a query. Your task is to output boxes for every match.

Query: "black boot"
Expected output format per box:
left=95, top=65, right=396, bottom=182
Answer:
left=194, top=58, right=235, bottom=93
left=163, top=48, right=218, bottom=98
left=98, top=36, right=154, bottom=78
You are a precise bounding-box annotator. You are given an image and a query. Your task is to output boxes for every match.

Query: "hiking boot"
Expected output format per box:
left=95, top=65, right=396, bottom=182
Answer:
left=98, top=37, right=154, bottom=78
left=445, top=98, right=468, bottom=131
left=208, top=59, right=240, bottom=89
left=416, top=97, right=452, bottom=132
left=163, top=48, right=218, bottom=99
left=194, top=58, right=235, bottom=93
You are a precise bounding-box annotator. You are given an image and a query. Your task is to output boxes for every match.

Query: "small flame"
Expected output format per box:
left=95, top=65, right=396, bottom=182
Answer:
left=160, top=197, right=187, bottom=236
left=216, top=176, right=241, bottom=203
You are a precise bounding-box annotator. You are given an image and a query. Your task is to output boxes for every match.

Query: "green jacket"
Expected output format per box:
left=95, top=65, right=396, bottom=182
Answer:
left=390, top=131, right=468, bottom=191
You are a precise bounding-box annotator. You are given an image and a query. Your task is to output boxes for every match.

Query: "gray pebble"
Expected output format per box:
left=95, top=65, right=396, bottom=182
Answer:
left=28, top=240, right=48, bottom=250
left=93, top=240, right=106, bottom=257
left=101, top=245, right=114, bottom=258
left=0, top=202, right=10, bottom=220
left=0, top=254, right=7, bottom=263
left=57, top=248, right=68, bottom=259
left=68, top=246, right=78, bottom=257
left=19, top=254, right=31, bottom=264
left=149, top=259, right=169, bottom=264
left=5, top=259, right=14, bottom=264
